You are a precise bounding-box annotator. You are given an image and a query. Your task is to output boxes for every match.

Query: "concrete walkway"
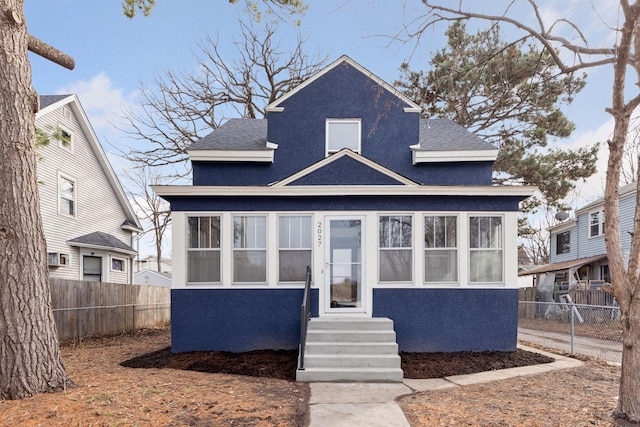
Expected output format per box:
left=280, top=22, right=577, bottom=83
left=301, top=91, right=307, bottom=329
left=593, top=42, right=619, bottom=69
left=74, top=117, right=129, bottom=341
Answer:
left=306, top=345, right=582, bottom=427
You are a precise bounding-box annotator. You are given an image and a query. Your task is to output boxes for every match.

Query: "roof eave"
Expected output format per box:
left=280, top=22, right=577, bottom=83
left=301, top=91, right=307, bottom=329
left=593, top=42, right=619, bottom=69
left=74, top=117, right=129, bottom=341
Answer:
left=67, top=241, right=137, bottom=256
left=411, top=149, right=499, bottom=164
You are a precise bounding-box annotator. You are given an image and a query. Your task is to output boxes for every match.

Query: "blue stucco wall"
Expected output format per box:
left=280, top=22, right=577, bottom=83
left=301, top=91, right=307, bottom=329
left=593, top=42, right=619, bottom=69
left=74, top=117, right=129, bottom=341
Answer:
left=172, top=287, right=517, bottom=353
left=166, top=195, right=523, bottom=213
left=191, top=62, right=494, bottom=187
left=373, top=288, right=519, bottom=352
left=171, top=288, right=319, bottom=353
left=288, top=155, right=405, bottom=186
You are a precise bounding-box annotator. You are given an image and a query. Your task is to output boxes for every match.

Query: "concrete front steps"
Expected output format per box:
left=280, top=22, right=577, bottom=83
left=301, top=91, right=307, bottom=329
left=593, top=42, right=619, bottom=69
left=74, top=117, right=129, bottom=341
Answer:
left=296, top=317, right=403, bottom=382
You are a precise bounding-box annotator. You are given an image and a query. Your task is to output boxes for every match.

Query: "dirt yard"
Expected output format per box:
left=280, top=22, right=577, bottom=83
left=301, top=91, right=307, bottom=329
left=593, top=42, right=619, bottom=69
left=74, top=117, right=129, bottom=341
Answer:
left=0, top=327, right=631, bottom=426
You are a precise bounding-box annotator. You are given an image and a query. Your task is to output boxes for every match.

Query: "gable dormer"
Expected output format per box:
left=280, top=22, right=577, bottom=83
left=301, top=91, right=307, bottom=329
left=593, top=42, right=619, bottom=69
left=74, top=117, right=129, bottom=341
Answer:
left=190, top=55, right=498, bottom=187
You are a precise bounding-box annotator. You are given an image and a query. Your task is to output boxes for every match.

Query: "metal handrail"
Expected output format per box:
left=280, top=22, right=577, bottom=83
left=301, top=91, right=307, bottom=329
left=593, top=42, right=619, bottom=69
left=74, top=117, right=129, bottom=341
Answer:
left=298, top=266, right=312, bottom=370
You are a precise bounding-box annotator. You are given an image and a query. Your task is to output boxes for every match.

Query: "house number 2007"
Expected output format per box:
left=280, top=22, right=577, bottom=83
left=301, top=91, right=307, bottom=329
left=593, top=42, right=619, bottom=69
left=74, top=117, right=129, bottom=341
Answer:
left=316, top=221, right=322, bottom=247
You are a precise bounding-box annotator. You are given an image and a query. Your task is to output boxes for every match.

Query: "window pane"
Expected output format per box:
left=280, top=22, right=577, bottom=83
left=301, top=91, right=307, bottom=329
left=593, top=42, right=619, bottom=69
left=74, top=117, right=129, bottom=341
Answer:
left=279, top=216, right=291, bottom=248
left=187, top=217, right=199, bottom=248
left=425, top=249, right=457, bottom=282
left=234, top=216, right=266, bottom=249
left=187, top=251, right=221, bottom=283
left=490, top=217, right=502, bottom=248
left=470, top=216, right=501, bottom=249
left=380, top=216, right=412, bottom=248
left=425, top=216, right=456, bottom=249
left=434, top=216, right=445, bottom=247
left=199, top=217, right=210, bottom=248
left=209, top=217, right=220, bottom=248
left=446, top=216, right=457, bottom=248
left=60, top=177, right=74, bottom=215
left=469, top=217, right=479, bottom=248
left=557, top=231, right=570, bottom=254
left=290, top=216, right=301, bottom=247
left=470, top=250, right=503, bottom=282
left=424, top=216, right=434, bottom=247
left=234, top=250, right=267, bottom=282
left=300, top=216, right=312, bottom=248
left=379, top=249, right=412, bottom=282
left=328, top=121, right=359, bottom=152
left=279, top=250, right=312, bottom=282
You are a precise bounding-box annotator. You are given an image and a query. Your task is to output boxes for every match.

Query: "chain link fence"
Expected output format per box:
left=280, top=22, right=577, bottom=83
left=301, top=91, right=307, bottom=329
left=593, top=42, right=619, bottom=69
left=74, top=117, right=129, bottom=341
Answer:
left=518, top=300, right=622, bottom=364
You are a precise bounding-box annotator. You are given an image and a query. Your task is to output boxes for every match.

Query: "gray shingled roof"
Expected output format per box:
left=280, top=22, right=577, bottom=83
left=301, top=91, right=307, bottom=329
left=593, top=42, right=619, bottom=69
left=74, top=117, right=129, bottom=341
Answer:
left=188, top=117, right=495, bottom=152
left=189, top=118, right=268, bottom=150
left=416, top=118, right=497, bottom=151
left=39, top=94, right=72, bottom=109
left=68, top=231, right=136, bottom=253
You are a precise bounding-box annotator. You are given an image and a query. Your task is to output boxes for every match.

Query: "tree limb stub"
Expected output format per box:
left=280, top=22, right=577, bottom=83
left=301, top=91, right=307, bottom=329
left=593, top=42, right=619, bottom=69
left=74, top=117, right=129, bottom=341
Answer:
left=27, top=34, right=74, bottom=70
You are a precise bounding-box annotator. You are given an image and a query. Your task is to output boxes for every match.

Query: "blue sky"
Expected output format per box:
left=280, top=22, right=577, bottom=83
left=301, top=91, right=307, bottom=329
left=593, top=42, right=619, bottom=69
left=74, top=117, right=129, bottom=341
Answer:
left=25, top=0, right=620, bottom=254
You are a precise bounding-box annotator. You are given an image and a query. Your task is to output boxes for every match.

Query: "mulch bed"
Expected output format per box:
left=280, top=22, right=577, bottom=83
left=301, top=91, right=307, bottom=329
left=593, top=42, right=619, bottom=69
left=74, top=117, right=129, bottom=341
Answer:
left=121, top=345, right=554, bottom=381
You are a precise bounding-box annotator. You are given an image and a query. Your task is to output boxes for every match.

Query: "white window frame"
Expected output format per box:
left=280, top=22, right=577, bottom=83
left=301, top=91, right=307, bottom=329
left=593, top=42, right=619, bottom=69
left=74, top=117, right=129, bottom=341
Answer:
left=326, top=119, right=361, bottom=156
left=423, top=214, right=459, bottom=284
left=277, top=214, right=313, bottom=283
left=110, top=256, right=126, bottom=272
left=556, top=230, right=571, bottom=254
left=57, top=171, right=77, bottom=218
left=378, top=214, right=413, bottom=283
left=232, top=214, right=268, bottom=284
left=468, top=215, right=504, bottom=284
left=186, top=215, right=222, bottom=285
left=57, top=123, right=74, bottom=153
left=589, top=209, right=605, bottom=238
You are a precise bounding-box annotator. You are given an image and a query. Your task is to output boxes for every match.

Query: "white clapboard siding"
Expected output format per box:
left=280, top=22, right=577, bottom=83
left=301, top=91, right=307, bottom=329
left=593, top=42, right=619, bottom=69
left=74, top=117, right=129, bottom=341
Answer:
left=36, top=97, right=139, bottom=284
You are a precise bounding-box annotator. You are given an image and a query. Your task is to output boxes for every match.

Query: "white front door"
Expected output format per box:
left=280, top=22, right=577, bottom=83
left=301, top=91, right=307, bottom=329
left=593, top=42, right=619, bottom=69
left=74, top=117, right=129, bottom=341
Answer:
left=325, top=216, right=365, bottom=313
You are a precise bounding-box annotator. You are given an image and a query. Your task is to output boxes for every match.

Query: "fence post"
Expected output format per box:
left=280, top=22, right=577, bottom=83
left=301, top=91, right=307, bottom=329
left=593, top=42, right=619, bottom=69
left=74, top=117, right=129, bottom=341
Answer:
left=570, top=304, right=575, bottom=356
left=78, top=309, right=83, bottom=343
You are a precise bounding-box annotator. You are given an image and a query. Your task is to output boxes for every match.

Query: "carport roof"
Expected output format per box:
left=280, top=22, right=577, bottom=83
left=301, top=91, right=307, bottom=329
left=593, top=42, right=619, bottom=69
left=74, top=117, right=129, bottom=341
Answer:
left=518, top=254, right=607, bottom=276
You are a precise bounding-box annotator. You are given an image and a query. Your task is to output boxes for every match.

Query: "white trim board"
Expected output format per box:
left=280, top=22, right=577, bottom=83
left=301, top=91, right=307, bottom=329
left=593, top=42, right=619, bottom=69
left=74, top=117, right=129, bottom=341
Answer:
left=154, top=184, right=537, bottom=198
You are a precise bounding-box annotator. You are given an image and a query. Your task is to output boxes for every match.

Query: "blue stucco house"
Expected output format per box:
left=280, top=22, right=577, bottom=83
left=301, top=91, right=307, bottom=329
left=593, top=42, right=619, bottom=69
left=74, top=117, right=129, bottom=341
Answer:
left=154, top=56, right=535, bottom=380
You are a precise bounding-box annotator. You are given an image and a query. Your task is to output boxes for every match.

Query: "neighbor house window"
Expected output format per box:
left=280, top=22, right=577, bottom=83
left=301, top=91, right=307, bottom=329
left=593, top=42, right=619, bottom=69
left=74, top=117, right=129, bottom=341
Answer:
left=326, top=119, right=361, bottom=155
left=469, top=216, right=503, bottom=283
left=424, top=215, right=457, bottom=282
left=233, top=215, right=267, bottom=283
left=111, top=257, right=125, bottom=272
left=187, top=216, right=221, bottom=283
left=556, top=230, right=571, bottom=254
left=378, top=215, right=412, bottom=282
left=57, top=124, right=74, bottom=153
left=589, top=210, right=605, bottom=237
left=58, top=173, right=76, bottom=217
left=278, top=215, right=312, bottom=282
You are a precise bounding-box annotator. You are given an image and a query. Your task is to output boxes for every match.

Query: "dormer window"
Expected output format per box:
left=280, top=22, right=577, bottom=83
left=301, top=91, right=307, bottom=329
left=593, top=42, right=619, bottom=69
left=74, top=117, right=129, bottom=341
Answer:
left=326, top=119, right=360, bottom=155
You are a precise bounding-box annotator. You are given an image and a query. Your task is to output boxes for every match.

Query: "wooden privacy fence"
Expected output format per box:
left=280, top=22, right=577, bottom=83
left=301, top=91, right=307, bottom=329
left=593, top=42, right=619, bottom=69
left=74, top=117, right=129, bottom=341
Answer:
left=49, top=279, right=170, bottom=342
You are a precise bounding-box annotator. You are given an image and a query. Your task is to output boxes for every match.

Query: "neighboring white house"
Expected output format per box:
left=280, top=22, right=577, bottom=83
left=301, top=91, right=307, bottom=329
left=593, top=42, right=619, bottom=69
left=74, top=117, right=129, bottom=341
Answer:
left=134, top=269, right=172, bottom=287
left=36, top=94, right=143, bottom=284
left=134, top=255, right=172, bottom=273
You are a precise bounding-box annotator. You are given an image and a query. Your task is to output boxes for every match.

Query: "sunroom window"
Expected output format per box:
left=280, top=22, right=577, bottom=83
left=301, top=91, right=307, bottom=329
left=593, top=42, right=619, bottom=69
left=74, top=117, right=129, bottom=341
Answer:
left=469, top=216, right=503, bottom=283
left=233, top=215, right=267, bottom=283
left=187, top=216, right=221, bottom=283
left=278, top=215, right=312, bottom=282
left=379, top=215, right=412, bottom=282
left=424, top=215, right=457, bottom=282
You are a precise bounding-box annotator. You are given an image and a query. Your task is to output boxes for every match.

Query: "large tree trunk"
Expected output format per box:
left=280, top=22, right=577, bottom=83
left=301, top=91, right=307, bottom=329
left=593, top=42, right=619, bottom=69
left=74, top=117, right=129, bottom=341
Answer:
left=604, top=8, right=640, bottom=421
left=0, top=0, right=69, bottom=399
